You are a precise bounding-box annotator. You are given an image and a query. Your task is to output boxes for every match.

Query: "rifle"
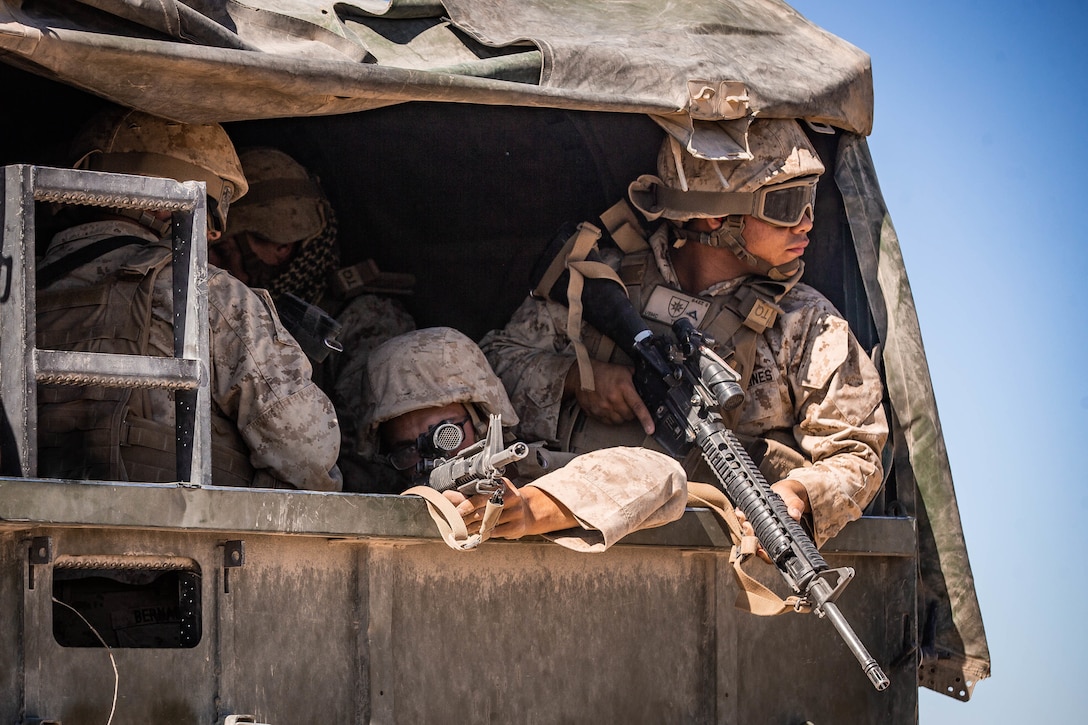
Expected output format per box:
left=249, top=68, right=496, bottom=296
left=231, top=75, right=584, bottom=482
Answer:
left=425, top=414, right=528, bottom=547
left=536, top=231, right=890, bottom=690
left=273, top=292, right=344, bottom=363
left=428, top=413, right=529, bottom=498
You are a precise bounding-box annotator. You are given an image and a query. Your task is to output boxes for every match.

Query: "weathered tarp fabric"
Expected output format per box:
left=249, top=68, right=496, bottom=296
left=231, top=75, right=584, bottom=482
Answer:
left=0, top=0, right=988, bottom=699
left=0, top=0, right=871, bottom=130
left=837, top=135, right=991, bottom=697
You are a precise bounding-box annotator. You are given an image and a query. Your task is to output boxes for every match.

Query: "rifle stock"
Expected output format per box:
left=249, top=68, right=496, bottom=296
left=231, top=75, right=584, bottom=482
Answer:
left=273, top=292, right=344, bottom=363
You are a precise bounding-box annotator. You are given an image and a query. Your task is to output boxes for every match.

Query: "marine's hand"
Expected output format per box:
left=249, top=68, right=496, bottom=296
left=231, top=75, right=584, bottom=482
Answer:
left=444, top=480, right=578, bottom=539
left=770, top=479, right=809, bottom=523
left=564, top=359, right=655, bottom=435
left=734, top=479, right=810, bottom=564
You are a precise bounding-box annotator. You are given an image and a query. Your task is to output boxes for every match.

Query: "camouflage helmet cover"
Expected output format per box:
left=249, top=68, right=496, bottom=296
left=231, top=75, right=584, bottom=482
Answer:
left=361, top=327, right=519, bottom=432
left=225, top=147, right=326, bottom=246
left=70, top=107, right=248, bottom=228
left=628, top=118, right=825, bottom=222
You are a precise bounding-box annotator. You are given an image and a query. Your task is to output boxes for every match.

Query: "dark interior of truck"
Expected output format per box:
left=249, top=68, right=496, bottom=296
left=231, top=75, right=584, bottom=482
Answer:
left=2, top=63, right=874, bottom=339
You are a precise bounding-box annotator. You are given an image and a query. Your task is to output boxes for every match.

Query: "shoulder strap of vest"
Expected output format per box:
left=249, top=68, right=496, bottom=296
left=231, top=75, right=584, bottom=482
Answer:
left=531, top=204, right=646, bottom=393
left=531, top=199, right=650, bottom=302
left=598, top=199, right=649, bottom=254
left=561, top=223, right=628, bottom=392
left=37, top=235, right=151, bottom=288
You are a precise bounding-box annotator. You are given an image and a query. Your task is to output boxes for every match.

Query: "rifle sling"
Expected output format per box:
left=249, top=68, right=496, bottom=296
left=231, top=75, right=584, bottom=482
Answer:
left=402, top=485, right=481, bottom=551
left=687, top=481, right=808, bottom=616
left=406, top=478, right=812, bottom=612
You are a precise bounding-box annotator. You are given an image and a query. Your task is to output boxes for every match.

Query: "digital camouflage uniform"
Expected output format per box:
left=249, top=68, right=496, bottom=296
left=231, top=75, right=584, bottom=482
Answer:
left=481, top=119, right=888, bottom=546
left=361, top=327, right=687, bottom=550
left=37, top=219, right=342, bottom=490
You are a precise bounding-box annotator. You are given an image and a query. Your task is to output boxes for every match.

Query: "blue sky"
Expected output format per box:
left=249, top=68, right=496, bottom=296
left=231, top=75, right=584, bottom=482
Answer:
left=788, top=1, right=1088, bottom=722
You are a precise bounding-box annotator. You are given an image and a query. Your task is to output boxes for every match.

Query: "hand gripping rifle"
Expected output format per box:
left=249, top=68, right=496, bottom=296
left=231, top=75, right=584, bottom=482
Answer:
left=426, top=414, right=529, bottom=545
left=536, top=232, right=889, bottom=690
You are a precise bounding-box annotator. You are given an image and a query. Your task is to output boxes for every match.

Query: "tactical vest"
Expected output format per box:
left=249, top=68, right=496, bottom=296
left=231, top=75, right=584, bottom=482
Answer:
left=552, top=201, right=808, bottom=483
left=35, top=241, right=256, bottom=486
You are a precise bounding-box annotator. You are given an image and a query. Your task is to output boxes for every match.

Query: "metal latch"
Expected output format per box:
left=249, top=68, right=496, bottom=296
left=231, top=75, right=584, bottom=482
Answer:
left=221, top=716, right=271, bottom=725
left=687, top=80, right=750, bottom=120
left=27, top=535, right=53, bottom=590
left=222, top=539, right=245, bottom=593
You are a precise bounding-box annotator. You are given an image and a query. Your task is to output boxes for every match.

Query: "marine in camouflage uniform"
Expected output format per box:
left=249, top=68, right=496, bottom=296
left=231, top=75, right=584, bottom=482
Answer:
left=480, top=119, right=888, bottom=546
left=360, top=327, right=687, bottom=551
left=217, top=147, right=415, bottom=490
left=36, top=108, right=341, bottom=490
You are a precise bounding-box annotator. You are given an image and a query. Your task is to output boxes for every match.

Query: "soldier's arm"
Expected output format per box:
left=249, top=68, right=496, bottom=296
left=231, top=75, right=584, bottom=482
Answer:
left=524, top=447, right=687, bottom=551
left=780, top=309, right=888, bottom=546
left=446, top=481, right=579, bottom=540
left=479, top=294, right=577, bottom=443
left=482, top=294, right=656, bottom=439
left=206, top=270, right=342, bottom=491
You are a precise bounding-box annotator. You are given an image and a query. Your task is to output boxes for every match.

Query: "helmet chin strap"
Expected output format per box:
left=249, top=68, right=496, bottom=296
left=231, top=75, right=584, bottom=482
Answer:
left=671, top=217, right=802, bottom=282
left=464, top=402, right=487, bottom=439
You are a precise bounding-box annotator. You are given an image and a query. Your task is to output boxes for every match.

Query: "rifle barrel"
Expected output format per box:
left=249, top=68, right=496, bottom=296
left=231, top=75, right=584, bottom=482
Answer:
left=491, top=442, right=529, bottom=470
left=810, top=577, right=891, bottom=690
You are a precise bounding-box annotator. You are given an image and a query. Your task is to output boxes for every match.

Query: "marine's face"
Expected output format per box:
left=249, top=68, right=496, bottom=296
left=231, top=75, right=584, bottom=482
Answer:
left=245, top=232, right=299, bottom=267
left=738, top=210, right=813, bottom=268
left=209, top=231, right=298, bottom=286
left=686, top=210, right=813, bottom=271
left=381, top=402, right=477, bottom=481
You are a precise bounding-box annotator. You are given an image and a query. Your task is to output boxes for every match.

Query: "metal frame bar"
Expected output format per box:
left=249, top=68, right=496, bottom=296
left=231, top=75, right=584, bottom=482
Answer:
left=0, top=164, right=212, bottom=485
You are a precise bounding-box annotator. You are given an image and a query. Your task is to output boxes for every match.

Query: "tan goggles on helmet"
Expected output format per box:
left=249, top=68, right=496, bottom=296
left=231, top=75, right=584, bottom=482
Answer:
left=752, top=177, right=818, bottom=227
left=639, top=175, right=818, bottom=226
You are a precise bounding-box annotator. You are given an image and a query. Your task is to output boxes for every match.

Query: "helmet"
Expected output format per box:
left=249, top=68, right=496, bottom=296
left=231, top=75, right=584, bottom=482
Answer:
left=221, top=147, right=339, bottom=302
left=628, top=119, right=824, bottom=280
left=628, top=118, right=825, bottom=222
left=225, top=147, right=325, bottom=246
left=359, top=327, right=518, bottom=482
left=361, top=327, right=518, bottom=435
left=70, top=107, right=248, bottom=231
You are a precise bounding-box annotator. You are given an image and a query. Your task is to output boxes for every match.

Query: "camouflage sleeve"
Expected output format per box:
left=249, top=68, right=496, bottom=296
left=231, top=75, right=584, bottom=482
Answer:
left=479, top=294, right=577, bottom=444
left=207, top=271, right=342, bottom=491
left=781, top=305, right=888, bottom=546
left=527, top=447, right=687, bottom=552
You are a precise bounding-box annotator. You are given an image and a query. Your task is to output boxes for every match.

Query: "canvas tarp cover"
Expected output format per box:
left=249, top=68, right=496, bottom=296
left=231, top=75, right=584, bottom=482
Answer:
left=0, top=0, right=988, bottom=699
left=0, top=0, right=872, bottom=131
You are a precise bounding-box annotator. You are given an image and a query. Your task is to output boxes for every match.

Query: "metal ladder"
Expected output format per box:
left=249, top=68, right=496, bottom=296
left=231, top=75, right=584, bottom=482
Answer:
left=1, top=164, right=212, bottom=485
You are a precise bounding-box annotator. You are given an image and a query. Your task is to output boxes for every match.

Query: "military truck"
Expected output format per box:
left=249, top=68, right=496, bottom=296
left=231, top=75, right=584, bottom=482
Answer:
left=0, top=1, right=989, bottom=722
